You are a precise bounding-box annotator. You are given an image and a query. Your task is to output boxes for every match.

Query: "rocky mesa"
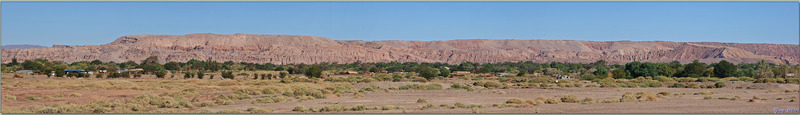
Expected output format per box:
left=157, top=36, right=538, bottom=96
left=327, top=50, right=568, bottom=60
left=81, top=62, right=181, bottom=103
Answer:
left=2, top=33, right=797, bottom=65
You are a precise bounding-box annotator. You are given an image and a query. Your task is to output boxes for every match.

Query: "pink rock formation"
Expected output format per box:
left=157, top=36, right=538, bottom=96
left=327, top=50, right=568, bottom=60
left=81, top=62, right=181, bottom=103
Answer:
left=2, top=33, right=797, bottom=65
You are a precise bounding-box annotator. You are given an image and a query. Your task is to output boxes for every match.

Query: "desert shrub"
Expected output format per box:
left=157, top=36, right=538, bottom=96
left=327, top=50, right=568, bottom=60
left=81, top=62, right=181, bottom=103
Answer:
left=620, top=92, right=638, bottom=102
left=359, top=85, right=380, bottom=92
left=585, top=84, right=600, bottom=87
left=247, top=107, right=273, bottom=113
left=704, top=96, right=713, bottom=99
left=200, top=101, right=216, bottom=107
left=696, top=77, right=719, bottom=82
left=420, top=104, right=438, bottom=110
left=381, top=105, right=400, bottom=110
left=528, top=77, right=556, bottom=83
left=297, top=95, right=316, bottom=101
left=216, top=109, right=242, bottom=113
left=351, top=104, right=367, bottom=111
left=397, top=84, right=443, bottom=90
left=718, top=97, right=730, bottom=100
left=498, top=104, right=524, bottom=108
left=352, top=92, right=365, bottom=98
left=694, top=91, right=715, bottom=95
left=544, top=97, right=561, bottom=104
left=668, top=83, right=686, bottom=88
left=657, top=91, right=671, bottom=97
left=454, top=102, right=468, bottom=108
left=598, top=78, right=617, bottom=87
left=214, top=98, right=235, bottom=105
left=602, top=99, right=620, bottom=103
left=767, top=90, right=778, bottom=93
left=252, top=96, right=292, bottom=104
left=675, top=77, right=698, bottom=82
left=4, top=94, right=17, bottom=100
left=582, top=97, right=595, bottom=104
left=779, top=78, right=797, bottom=84
left=492, top=90, right=506, bottom=94
left=221, top=71, right=234, bottom=79
left=687, top=83, right=700, bottom=89
left=26, top=96, right=42, bottom=101
left=412, top=77, right=428, bottom=83
left=714, top=82, right=726, bottom=88
left=777, top=78, right=786, bottom=83
left=288, top=88, right=326, bottom=99
left=558, top=83, right=574, bottom=87
left=155, top=71, right=166, bottom=78
left=293, top=105, right=308, bottom=112
left=730, top=77, right=751, bottom=81
left=218, top=92, right=252, bottom=100
left=505, top=98, right=525, bottom=104
left=561, top=95, right=581, bottom=103
left=417, top=98, right=427, bottom=103
left=448, top=83, right=475, bottom=91
left=620, top=91, right=659, bottom=102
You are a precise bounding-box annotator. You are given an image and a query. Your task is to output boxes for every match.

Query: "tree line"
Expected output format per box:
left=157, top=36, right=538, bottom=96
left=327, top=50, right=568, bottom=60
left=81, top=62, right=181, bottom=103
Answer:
left=2, top=56, right=798, bottom=80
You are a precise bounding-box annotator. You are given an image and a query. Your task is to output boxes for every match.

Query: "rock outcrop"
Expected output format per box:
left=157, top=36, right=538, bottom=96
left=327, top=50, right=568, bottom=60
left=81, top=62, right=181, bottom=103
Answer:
left=2, top=33, right=797, bottom=65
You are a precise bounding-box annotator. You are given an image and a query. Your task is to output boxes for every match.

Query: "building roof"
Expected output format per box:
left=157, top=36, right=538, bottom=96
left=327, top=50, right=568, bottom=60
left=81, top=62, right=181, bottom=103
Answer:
left=64, top=69, right=86, bottom=72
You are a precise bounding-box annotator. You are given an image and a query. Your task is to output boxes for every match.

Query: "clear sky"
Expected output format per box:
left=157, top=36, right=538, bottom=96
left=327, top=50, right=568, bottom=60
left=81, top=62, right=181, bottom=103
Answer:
left=1, top=2, right=798, bottom=46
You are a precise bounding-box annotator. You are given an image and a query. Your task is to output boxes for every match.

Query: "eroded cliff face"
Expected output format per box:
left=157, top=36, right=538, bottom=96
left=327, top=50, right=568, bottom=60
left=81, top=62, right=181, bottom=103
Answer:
left=2, top=33, right=797, bottom=65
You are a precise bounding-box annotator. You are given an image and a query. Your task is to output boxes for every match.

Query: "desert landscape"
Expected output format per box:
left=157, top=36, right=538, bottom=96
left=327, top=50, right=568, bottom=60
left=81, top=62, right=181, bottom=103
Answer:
left=1, top=34, right=798, bottom=113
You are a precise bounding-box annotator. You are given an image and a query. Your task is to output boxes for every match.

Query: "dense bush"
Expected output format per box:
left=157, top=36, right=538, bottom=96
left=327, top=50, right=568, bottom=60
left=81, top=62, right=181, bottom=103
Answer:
left=714, top=82, right=726, bottom=88
left=448, top=83, right=475, bottom=91
left=397, top=84, right=443, bottom=90
left=560, top=95, right=581, bottom=103
left=668, top=83, right=687, bottom=88
left=155, top=71, right=166, bottom=78
left=528, top=77, right=556, bottom=83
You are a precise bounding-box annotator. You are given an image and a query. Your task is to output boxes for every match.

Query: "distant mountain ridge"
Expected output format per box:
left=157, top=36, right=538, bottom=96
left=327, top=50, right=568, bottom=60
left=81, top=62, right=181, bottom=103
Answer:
left=1, top=44, right=48, bottom=50
left=1, top=33, right=797, bottom=65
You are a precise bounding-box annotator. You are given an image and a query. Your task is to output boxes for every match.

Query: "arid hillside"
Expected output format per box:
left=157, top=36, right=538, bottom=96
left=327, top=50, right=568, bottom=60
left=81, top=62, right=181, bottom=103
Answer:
left=2, top=33, right=797, bottom=65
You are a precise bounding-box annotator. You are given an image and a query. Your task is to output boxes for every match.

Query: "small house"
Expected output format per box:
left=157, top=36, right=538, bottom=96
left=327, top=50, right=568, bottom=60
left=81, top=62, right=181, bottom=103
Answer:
left=556, top=75, right=571, bottom=79
left=65, top=69, right=89, bottom=74
left=15, top=70, right=35, bottom=74
left=453, top=71, right=471, bottom=74
left=497, top=73, right=510, bottom=76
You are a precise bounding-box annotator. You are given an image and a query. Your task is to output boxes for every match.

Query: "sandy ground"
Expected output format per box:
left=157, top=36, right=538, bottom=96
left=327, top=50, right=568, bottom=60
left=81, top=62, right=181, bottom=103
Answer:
left=1, top=74, right=798, bottom=113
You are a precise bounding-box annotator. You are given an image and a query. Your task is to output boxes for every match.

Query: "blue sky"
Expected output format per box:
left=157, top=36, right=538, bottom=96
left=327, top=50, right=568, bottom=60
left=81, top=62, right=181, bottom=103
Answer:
left=1, top=2, right=798, bottom=46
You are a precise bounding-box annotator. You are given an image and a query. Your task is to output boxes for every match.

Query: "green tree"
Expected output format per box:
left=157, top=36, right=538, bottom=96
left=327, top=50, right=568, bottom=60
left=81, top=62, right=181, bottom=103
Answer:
left=184, top=72, right=192, bottom=79
left=90, top=60, right=102, bottom=65
left=754, top=60, right=774, bottom=78
left=140, top=56, right=159, bottom=66
left=440, top=68, right=451, bottom=77
left=20, top=60, right=43, bottom=70
left=418, top=65, right=437, bottom=80
left=612, top=68, right=627, bottom=79
left=656, top=63, right=677, bottom=77
left=10, top=58, right=19, bottom=66
left=221, top=71, right=234, bottom=79
left=304, top=66, right=322, bottom=78
left=684, top=60, right=707, bottom=77
left=279, top=72, right=288, bottom=78
left=197, top=72, right=204, bottom=79
left=164, top=61, right=181, bottom=71
left=625, top=61, right=658, bottom=78
left=155, top=71, right=166, bottom=78
left=713, top=60, right=737, bottom=77
left=593, top=66, right=608, bottom=75
left=369, top=67, right=380, bottom=73
left=516, top=70, right=526, bottom=76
